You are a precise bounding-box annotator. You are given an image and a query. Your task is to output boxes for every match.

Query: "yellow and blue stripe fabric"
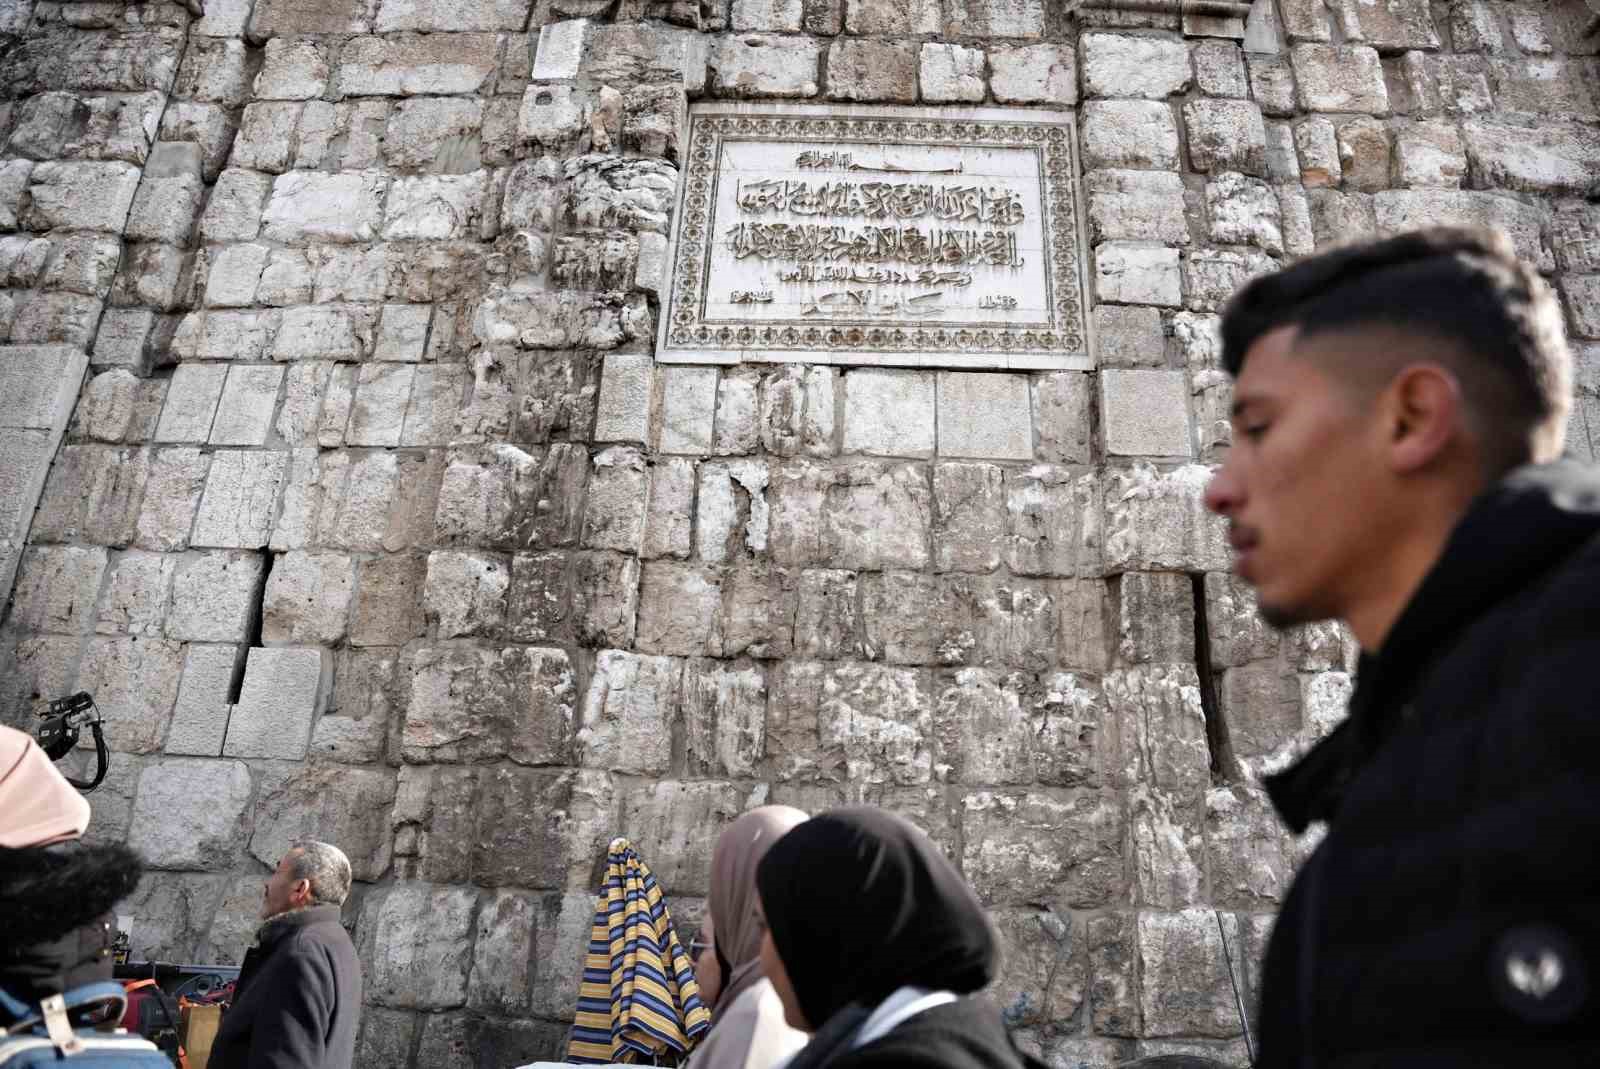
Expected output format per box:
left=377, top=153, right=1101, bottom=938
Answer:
left=567, top=837, right=712, bottom=1064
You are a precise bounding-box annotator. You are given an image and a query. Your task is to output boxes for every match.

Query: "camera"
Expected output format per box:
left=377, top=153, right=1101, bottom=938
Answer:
left=35, top=691, right=109, bottom=792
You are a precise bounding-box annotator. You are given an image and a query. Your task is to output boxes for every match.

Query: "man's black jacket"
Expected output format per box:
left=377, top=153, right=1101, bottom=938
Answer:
left=1258, top=461, right=1600, bottom=1068
left=209, top=905, right=362, bottom=1069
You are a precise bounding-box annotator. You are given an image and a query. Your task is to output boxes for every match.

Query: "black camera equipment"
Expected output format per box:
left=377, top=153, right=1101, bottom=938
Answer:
left=35, top=691, right=109, bottom=792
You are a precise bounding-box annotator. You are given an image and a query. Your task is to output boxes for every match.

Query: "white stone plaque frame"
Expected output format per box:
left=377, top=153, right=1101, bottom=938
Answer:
left=658, top=102, right=1094, bottom=371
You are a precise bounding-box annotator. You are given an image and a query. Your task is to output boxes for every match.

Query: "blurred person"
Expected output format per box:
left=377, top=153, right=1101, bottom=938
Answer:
left=0, top=725, right=140, bottom=1007
left=753, top=807, right=1037, bottom=1069
left=691, top=913, right=723, bottom=1012
left=209, top=842, right=361, bottom=1069
left=1205, top=227, right=1598, bottom=1066
left=687, top=807, right=809, bottom=1069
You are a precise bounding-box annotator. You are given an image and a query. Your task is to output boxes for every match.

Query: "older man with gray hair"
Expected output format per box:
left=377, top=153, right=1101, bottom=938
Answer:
left=209, top=841, right=363, bottom=1069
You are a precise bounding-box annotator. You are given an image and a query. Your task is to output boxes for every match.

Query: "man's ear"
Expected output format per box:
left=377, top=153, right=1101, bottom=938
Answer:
left=1384, top=363, right=1463, bottom=473
left=291, top=878, right=313, bottom=905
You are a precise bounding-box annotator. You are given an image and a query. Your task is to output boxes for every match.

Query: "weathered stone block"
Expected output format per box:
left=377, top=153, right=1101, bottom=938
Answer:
left=1137, top=910, right=1242, bottom=1037
left=1102, top=370, right=1193, bottom=458
left=23, top=161, right=141, bottom=234
left=593, top=351, right=652, bottom=444
left=1219, top=660, right=1300, bottom=760
left=717, top=562, right=795, bottom=658
left=935, top=575, right=1060, bottom=671
left=700, top=457, right=774, bottom=563
left=1564, top=276, right=1600, bottom=340
left=337, top=33, right=499, bottom=96
left=128, top=759, right=254, bottom=871
left=1005, top=466, right=1101, bottom=577
left=136, top=448, right=210, bottom=552
left=819, top=662, right=934, bottom=785
left=1119, top=572, right=1195, bottom=664
left=262, top=550, right=354, bottom=645
left=209, top=366, right=284, bottom=447
left=192, top=450, right=287, bottom=549
left=933, top=668, right=1034, bottom=786
left=1087, top=169, right=1190, bottom=246
left=9, top=546, right=107, bottom=636
left=1206, top=171, right=1283, bottom=255
left=165, top=643, right=245, bottom=757
left=1128, top=783, right=1203, bottom=909
left=1184, top=99, right=1267, bottom=176
left=577, top=650, right=679, bottom=773
left=1395, top=121, right=1466, bottom=188
left=962, top=789, right=1126, bottom=908
left=1203, top=571, right=1280, bottom=667
left=581, top=446, right=649, bottom=553
left=842, top=369, right=934, bottom=457
left=30, top=445, right=148, bottom=548
left=932, top=462, right=1006, bottom=573
left=1462, top=121, right=1600, bottom=198
left=823, top=462, right=931, bottom=570
left=658, top=367, right=717, bottom=454
left=938, top=372, right=1033, bottom=461
left=1181, top=247, right=1279, bottom=313
left=1332, top=116, right=1388, bottom=194
left=402, top=645, right=574, bottom=766
left=1105, top=663, right=1209, bottom=795
left=1081, top=100, right=1180, bottom=171
left=1105, top=464, right=1226, bottom=573
left=362, top=884, right=477, bottom=1010
left=166, top=550, right=265, bottom=643
left=1291, top=44, right=1389, bottom=113
left=95, top=550, right=174, bottom=638
left=1094, top=244, right=1182, bottom=307
left=856, top=572, right=939, bottom=665
left=1081, top=32, right=1191, bottom=99
left=422, top=550, right=509, bottom=639
left=920, top=43, right=986, bottom=104
left=707, top=34, right=819, bottom=98
left=1032, top=372, right=1093, bottom=464
left=944, top=0, right=1043, bottom=37
left=224, top=646, right=327, bottom=760
left=1205, top=784, right=1296, bottom=906
left=826, top=40, right=918, bottom=103
left=793, top=568, right=859, bottom=660
left=680, top=659, right=766, bottom=777
left=989, top=44, right=1076, bottom=105
left=634, top=559, right=719, bottom=655
left=262, top=171, right=386, bottom=244
left=433, top=442, right=587, bottom=551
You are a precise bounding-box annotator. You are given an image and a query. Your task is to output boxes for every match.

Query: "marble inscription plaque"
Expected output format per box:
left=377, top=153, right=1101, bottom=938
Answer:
left=659, top=102, right=1094, bottom=370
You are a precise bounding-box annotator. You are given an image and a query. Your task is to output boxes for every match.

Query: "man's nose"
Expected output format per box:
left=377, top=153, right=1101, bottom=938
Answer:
left=1204, top=462, right=1242, bottom=516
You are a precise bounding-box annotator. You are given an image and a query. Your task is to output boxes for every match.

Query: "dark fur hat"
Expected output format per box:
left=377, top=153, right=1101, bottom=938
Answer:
left=0, top=842, right=143, bottom=952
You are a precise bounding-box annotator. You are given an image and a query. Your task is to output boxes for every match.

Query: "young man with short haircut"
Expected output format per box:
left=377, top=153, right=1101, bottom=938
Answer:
left=1205, top=227, right=1597, bottom=1066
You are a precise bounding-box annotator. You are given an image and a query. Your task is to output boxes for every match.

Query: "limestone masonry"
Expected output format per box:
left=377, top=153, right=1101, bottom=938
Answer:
left=0, top=0, right=1596, bottom=1065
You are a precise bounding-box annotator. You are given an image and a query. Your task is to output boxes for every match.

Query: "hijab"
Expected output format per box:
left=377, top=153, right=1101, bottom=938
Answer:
left=708, top=805, right=810, bottom=1014
left=754, top=806, right=998, bottom=1033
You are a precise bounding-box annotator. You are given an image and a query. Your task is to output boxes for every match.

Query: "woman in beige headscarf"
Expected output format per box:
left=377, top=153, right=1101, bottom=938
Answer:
left=688, top=805, right=810, bottom=1069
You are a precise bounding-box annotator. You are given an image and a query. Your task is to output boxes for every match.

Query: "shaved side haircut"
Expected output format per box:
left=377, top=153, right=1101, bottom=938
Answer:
left=1220, top=227, right=1572, bottom=475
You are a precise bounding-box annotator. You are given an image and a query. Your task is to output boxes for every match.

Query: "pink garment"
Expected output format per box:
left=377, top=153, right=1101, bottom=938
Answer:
left=0, top=724, right=90, bottom=848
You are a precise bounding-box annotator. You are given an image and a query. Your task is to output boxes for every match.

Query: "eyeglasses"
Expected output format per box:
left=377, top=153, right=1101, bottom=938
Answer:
left=689, top=939, right=711, bottom=954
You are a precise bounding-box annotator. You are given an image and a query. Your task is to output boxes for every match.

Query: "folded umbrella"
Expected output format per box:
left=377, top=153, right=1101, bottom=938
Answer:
left=568, top=838, right=713, bottom=1065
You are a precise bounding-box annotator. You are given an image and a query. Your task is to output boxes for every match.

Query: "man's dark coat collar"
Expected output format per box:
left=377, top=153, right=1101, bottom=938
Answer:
left=1265, top=460, right=1600, bottom=833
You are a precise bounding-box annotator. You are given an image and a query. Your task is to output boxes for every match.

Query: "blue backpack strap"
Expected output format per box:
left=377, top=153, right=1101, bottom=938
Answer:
left=0, top=982, right=128, bottom=1036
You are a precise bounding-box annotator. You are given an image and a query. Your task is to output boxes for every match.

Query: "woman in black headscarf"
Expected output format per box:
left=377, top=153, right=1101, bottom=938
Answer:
left=754, top=807, right=1041, bottom=1069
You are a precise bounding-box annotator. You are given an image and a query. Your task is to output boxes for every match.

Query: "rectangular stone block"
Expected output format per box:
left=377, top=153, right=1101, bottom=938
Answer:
left=658, top=366, right=717, bottom=455
left=844, top=369, right=934, bottom=458
left=1104, top=464, right=1227, bottom=571
left=9, top=545, right=108, bottom=635
left=224, top=646, right=328, bottom=760
left=77, top=637, right=184, bottom=755
left=337, top=34, right=500, bottom=96
left=1094, top=244, right=1182, bottom=307
left=1006, top=466, right=1102, bottom=578
left=165, top=644, right=247, bottom=757
left=128, top=760, right=255, bottom=871
left=23, top=161, right=141, bottom=234
left=576, top=649, right=680, bottom=774
left=166, top=550, right=266, bottom=643
left=937, top=372, right=1033, bottom=460
left=962, top=788, right=1125, bottom=909
left=824, top=462, right=931, bottom=571
left=192, top=450, right=288, bottom=549
left=932, top=462, right=1005, bottom=573
left=360, top=884, right=477, bottom=1011
left=1102, top=369, right=1193, bottom=458
left=403, top=645, right=575, bottom=766
left=136, top=448, right=210, bottom=552
left=593, top=352, right=652, bottom=444
left=31, top=445, right=149, bottom=548
left=1080, top=32, right=1192, bottom=100
left=208, top=366, right=284, bottom=447
left=261, top=171, right=386, bottom=244
left=1291, top=44, right=1389, bottom=114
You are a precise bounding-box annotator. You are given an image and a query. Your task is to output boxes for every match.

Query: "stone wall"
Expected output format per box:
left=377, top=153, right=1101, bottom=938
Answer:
left=0, top=0, right=1597, bottom=1065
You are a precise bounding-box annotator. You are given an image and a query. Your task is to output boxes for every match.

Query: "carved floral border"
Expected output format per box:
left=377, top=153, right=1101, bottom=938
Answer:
left=661, top=109, right=1090, bottom=364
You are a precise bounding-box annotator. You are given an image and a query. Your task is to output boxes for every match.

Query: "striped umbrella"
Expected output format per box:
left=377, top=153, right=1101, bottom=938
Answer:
left=567, top=838, right=713, bottom=1065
